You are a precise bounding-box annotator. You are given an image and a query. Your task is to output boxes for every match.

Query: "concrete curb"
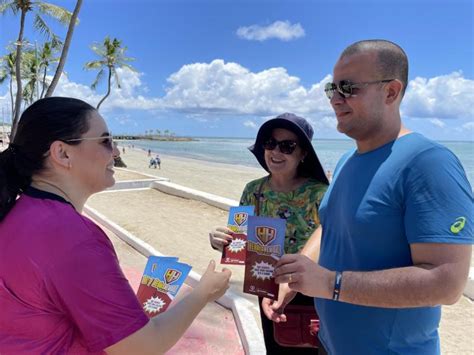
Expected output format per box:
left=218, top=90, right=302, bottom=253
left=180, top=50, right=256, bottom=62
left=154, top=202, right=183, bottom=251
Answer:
left=114, top=167, right=170, bottom=181
left=151, top=181, right=239, bottom=211
left=84, top=205, right=266, bottom=355
left=106, top=179, right=163, bottom=191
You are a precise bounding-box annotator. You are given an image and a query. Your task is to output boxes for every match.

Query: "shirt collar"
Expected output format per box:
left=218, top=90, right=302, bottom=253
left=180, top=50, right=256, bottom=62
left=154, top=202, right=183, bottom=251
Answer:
left=24, top=186, right=73, bottom=207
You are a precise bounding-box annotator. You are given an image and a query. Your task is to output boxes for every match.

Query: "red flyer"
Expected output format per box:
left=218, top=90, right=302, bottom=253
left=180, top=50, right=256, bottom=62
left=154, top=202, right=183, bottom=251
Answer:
left=243, top=216, right=286, bottom=299
left=221, top=206, right=254, bottom=265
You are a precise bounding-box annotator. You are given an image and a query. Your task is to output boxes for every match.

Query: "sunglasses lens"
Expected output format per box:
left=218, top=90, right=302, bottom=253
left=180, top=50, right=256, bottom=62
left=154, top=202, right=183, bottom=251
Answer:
left=279, top=141, right=297, bottom=154
left=263, top=138, right=277, bottom=150
left=324, top=82, right=336, bottom=99
left=339, top=81, right=353, bottom=98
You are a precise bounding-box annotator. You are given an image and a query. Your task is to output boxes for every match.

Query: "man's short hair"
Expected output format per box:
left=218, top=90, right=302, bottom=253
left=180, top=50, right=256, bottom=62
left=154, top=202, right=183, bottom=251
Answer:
left=341, top=39, right=409, bottom=97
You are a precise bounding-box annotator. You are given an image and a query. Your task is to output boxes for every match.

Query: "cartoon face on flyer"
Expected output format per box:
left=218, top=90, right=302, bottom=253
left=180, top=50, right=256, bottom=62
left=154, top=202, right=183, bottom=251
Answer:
left=243, top=216, right=286, bottom=299
left=136, top=256, right=191, bottom=317
left=227, top=206, right=254, bottom=234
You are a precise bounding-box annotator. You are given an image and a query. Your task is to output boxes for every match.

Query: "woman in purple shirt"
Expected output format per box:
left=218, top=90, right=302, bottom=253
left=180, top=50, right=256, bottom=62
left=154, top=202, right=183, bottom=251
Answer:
left=0, top=97, right=231, bottom=354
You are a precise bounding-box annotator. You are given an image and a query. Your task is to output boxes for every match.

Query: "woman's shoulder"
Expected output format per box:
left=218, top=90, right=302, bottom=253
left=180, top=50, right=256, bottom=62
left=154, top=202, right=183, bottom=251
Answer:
left=302, top=178, right=328, bottom=193
left=14, top=195, right=104, bottom=244
left=243, top=176, right=268, bottom=192
left=296, top=179, right=328, bottom=204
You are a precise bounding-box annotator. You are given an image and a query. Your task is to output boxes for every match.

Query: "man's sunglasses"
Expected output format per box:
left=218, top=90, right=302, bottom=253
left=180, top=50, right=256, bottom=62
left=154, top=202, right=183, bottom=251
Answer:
left=64, top=135, right=115, bottom=150
left=263, top=138, right=298, bottom=154
left=324, top=79, right=394, bottom=99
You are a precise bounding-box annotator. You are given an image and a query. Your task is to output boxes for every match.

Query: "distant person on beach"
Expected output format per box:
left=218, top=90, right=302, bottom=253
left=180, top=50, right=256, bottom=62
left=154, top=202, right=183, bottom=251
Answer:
left=149, top=157, right=157, bottom=168
left=209, top=113, right=329, bottom=354
left=272, top=40, right=473, bottom=355
left=0, top=97, right=231, bottom=354
left=155, top=154, right=161, bottom=169
left=147, top=148, right=151, bottom=157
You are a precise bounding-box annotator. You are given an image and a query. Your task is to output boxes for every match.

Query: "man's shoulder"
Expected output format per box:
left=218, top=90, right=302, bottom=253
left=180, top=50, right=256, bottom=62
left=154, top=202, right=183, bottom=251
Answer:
left=397, top=132, right=446, bottom=153
left=396, top=133, right=459, bottom=167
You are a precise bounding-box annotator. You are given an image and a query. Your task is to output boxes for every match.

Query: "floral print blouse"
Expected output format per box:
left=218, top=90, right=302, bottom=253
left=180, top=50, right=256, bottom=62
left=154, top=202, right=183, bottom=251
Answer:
left=239, top=176, right=327, bottom=254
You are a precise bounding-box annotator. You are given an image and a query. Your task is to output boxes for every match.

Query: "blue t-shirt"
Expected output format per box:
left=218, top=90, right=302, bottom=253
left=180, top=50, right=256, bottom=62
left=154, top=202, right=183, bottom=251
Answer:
left=316, top=133, right=473, bottom=355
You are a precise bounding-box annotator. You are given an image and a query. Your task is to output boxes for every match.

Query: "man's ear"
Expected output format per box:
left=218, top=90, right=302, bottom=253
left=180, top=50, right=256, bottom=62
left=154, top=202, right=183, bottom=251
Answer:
left=49, top=141, right=72, bottom=169
left=385, top=79, right=403, bottom=105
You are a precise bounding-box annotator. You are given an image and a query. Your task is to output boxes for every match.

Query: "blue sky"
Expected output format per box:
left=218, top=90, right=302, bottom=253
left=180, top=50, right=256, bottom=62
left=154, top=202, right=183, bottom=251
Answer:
left=1, top=0, right=473, bottom=140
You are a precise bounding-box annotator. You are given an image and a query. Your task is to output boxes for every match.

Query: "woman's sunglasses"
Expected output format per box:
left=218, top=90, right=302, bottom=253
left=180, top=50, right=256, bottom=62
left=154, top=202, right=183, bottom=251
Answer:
left=64, top=135, right=115, bottom=150
left=324, top=79, right=394, bottom=99
left=263, top=138, right=298, bottom=155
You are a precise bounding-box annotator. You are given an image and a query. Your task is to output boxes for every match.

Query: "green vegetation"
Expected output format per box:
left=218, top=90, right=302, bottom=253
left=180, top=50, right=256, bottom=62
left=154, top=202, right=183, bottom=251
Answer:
left=84, top=36, right=136, bottom=110
left=0, top=0, right=75, bottom=138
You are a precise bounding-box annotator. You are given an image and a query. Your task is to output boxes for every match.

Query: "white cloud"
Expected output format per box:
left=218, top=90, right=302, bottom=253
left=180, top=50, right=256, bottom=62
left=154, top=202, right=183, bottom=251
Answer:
left=236, top=20, right=305, bottom=42
left=310, top=115, right=338, bottom=131
left=243, top=120, right=257, bottom=129
left=161, top=59, right=332, bottom=117
left=52, top=67, right=161, bottom=112
left=429, top=118, right=446, bottom=128
left=402, top=72, right=474, bottom=119
left=2, top=59, right=472, bottom=141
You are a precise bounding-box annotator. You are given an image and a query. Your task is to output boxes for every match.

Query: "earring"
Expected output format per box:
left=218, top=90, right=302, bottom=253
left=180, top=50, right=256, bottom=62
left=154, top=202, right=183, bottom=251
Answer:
left=300, top=159, right=304, bottom=163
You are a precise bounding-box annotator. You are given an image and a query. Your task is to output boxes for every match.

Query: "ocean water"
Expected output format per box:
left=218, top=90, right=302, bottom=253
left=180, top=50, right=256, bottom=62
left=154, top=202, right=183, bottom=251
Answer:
left=125, top=138, right=474, bottom=188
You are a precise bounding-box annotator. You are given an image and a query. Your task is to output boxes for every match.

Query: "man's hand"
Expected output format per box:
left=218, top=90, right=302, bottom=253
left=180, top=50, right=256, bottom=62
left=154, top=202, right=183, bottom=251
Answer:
left=261, top=283, right=296, bottom=323
left=274, top=254, right=333, bottom=299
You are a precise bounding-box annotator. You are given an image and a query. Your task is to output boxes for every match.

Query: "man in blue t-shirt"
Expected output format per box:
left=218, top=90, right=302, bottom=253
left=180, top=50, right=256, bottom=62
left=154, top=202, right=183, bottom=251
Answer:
left=264, top=40, right=473, bottom=354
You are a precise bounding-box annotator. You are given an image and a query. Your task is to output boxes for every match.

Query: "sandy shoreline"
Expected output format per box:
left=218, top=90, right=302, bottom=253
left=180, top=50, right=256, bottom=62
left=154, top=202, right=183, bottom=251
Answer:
left=85, top=146, right=474, bottom=354
left=117, top=145, right=266, bottom=201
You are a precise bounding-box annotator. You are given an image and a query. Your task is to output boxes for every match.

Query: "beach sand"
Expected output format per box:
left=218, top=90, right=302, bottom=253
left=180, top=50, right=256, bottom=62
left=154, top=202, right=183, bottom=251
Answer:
left=87, top=145, right=474, bottom=354
left=118, top=145, right=265, bottom=201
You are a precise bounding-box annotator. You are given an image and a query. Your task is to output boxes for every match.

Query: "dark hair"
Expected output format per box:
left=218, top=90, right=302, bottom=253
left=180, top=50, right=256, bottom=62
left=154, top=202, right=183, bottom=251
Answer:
left=0, top=97, right=95, bottom=221
left=341, top=39, right=409, bottom=97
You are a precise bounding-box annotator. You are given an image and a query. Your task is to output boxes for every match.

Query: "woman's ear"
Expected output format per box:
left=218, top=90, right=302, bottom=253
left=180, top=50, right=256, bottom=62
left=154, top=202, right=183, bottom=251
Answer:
left=301, top=150, right=308, bottom=163
left=48, top=141, right=72, bottom=169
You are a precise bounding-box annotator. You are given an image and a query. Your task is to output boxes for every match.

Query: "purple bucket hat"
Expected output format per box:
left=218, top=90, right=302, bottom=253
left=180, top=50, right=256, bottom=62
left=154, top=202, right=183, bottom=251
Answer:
left=249, top=113, right=329, bottom=185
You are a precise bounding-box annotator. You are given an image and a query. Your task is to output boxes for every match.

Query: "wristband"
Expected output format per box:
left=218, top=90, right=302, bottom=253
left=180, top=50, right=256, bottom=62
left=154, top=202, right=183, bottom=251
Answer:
left=332, top=271, right=343, bottom=301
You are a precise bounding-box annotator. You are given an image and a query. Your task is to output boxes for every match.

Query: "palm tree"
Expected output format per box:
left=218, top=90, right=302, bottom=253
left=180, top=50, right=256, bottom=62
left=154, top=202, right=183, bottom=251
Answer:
left=38, top=41, right=60, bottom=98
left=22, top=48, right=40, bottom=105
left=0, top=52, right=16, bottom=121
left=45, top=0, right=82, bottom=97
left=0, top=0, right=72, bottom=138
left=84, top=36, right=136, bottom=110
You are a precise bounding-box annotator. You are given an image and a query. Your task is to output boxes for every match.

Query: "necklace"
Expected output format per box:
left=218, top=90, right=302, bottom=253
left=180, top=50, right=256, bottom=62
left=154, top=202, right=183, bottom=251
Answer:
left=32, top=179, right=74, bottom=205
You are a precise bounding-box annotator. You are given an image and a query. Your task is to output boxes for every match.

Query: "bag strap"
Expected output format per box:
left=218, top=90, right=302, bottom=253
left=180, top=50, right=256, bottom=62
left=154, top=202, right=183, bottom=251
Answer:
left=254, top=176, right=269, bottom=216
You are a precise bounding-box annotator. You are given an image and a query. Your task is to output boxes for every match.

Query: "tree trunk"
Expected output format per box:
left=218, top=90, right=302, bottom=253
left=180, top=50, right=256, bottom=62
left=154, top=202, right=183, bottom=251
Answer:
left=11, top=10, right=26, bottom=140
left=45, top=0, right=83, bottom=97
left=96, top=67, right=112, bottom=110
left=9, top=76, right=14, bottom=121
left=40, top=65, right=48, bottom=98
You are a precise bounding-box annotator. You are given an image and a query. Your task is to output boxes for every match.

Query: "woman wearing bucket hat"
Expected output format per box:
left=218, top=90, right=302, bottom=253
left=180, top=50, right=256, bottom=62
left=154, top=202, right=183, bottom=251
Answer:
left=210, top=113, right=329, bottom=354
